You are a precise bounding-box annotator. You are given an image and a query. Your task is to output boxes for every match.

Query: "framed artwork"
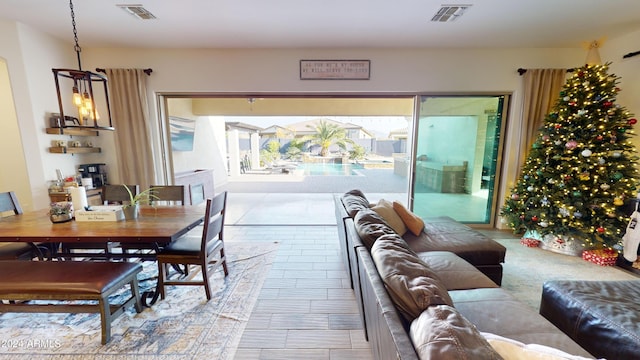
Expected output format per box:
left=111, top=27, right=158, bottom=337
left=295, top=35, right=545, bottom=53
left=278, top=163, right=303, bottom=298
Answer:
left=169, top=116, right=196, bottom=151
left=300, top=60, right=370, bottom=80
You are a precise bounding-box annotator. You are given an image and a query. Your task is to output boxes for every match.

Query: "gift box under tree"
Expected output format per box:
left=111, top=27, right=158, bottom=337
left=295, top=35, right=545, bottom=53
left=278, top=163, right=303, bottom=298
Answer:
left=520, top=238, right=541, bottom=248
left=582, top=249, right=618, bottom=266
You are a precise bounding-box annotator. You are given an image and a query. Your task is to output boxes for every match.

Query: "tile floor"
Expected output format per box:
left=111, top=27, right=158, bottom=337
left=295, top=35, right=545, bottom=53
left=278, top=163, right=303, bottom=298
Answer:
left=228, top=225, right=372, bottom=360
left=223, top=192, right=517, bottom=359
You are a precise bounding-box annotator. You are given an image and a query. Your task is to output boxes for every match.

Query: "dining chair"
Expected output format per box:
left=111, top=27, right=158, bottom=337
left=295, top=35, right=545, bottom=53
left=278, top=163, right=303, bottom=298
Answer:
left=102, top=184, right=140, bottom=205
left=156, top=191, right=229, bottom=301
left=120, top=185, right=186, bottom=260
left=0, top=191, right=41, bottom=260
left=60, top=184, right=140, bottom=260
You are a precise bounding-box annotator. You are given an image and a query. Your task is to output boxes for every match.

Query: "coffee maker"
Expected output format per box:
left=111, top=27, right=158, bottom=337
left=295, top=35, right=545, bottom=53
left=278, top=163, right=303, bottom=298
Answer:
left=78, top=163, right=107, bottom=189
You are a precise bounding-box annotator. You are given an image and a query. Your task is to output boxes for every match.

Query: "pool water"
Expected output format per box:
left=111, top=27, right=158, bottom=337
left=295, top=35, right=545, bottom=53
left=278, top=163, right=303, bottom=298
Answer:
left=296, top=163, right=364, bottom=176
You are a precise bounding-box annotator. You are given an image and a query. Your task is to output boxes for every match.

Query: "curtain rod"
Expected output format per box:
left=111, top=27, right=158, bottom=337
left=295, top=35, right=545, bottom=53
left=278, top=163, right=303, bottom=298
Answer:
left=623, top=50, right=640, bottom=59
left=517, top=68, right=575, bottom=76
left=95, top=68, right=153, bottom=75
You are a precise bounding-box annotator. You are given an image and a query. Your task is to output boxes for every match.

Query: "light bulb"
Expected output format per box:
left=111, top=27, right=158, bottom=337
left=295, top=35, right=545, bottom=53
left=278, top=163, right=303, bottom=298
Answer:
left=72, top=86, right=82, bottom=107
left=83, top=92, right=92, bottom=110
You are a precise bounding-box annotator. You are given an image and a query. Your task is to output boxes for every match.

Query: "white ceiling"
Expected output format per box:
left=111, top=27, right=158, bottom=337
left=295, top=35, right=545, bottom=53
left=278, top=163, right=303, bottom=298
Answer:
left=1, top=0, right=639, bottom=49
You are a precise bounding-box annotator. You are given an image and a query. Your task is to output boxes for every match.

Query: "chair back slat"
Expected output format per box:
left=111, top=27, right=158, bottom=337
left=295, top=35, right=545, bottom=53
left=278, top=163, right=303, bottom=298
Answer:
left=102, top=185, right=139, bottom=204
left=0, top=191, right=23, bottom=215
left=190, top=183, right=205, bottom=205
left=201, top=191, right=227, bottom=253
left=150, top=185, right=185, bottom=206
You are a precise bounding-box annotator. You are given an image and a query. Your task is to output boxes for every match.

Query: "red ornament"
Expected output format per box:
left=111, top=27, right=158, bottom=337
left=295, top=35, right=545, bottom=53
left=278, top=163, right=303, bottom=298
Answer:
left=531, top=216, right=539, bottom=222
left=578, top=71, right=585, bottom=77
left=555, top=124, right=562, bottom=129
left=629, top=118, right=638, bottom=125
left=603, top=101, right=613, bottom=108
left=597, top=227, right=605, bottom=233
left=564, top=175, right=572, bottom=181
left=569, top=102, right=577, bottom=106
left=596, top=135, right=604, bottom=141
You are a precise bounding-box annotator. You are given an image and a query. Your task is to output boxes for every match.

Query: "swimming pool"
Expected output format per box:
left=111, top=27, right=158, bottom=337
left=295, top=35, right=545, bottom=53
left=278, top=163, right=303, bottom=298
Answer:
left=296, top=163, right=364, bottom=176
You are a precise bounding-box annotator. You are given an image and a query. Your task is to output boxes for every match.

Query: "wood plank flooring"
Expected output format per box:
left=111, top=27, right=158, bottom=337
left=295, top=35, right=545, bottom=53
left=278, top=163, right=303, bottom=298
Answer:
left=227, top=226, right=373, bottom=360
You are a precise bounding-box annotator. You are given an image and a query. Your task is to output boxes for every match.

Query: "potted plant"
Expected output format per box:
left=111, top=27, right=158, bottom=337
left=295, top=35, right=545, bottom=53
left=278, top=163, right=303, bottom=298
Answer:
left=122, top=185, right=158, bottom=220
left=49, top=202, right=73, bottom=223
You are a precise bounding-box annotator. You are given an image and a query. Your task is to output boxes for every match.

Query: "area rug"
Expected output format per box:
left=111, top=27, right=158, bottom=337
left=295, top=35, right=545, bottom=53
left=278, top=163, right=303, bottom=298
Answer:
left=0, top=241, right=279, bottom=360
left=496, top=239, right=638, bottom=311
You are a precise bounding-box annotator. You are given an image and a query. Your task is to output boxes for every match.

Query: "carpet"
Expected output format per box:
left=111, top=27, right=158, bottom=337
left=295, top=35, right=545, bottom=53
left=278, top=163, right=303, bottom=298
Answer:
left=496, top=239, right=639, bottom=310
left=0, top=241, right=279, bottom=360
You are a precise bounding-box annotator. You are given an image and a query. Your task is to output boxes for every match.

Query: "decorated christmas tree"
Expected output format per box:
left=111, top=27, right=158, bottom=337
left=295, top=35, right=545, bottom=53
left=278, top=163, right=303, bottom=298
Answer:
left=501, top=62, right=639, bottom=250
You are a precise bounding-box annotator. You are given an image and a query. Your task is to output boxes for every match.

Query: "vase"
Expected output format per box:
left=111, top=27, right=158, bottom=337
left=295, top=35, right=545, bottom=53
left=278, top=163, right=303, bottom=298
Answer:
left=123, top=204, right=139, bottom=220
left=50, top=213, right=72, bottom=223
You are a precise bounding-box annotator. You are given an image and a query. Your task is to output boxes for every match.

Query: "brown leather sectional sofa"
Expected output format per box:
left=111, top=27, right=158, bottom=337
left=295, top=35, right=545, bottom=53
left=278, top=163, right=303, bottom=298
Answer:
left=334, top=190, right=594, bottom=359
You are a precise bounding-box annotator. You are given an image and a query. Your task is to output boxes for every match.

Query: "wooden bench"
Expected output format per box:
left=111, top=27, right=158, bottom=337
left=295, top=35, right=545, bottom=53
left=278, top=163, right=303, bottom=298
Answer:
left=0, top=260, right=143, bottom=344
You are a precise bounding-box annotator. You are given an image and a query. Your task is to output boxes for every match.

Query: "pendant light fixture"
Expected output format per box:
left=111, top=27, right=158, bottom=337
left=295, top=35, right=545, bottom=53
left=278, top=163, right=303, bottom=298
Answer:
left=52, top=0, right=113, bottom=130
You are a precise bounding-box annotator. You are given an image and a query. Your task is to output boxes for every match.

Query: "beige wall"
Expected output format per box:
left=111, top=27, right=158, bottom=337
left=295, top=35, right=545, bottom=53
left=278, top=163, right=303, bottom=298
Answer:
left=1, top=20, right=112, bottom=210
left=606, top=28, right=640, bottom=150
left=3, top=18, right=639, bottom=219
left=167, top=98, right=228, bottom=188
left=0, top=58, right=31, bottom=207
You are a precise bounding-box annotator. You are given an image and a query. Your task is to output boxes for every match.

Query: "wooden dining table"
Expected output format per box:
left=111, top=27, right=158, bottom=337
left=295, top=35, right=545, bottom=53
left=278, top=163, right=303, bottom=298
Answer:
left=0, top=205, right=206, bottom=305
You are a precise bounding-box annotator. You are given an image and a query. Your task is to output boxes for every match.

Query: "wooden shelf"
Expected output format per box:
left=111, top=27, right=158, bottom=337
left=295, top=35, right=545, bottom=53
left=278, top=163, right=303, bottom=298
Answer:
left=46, top=128, right=99, bottom=136
left=49, top=146, right=101, bottom=154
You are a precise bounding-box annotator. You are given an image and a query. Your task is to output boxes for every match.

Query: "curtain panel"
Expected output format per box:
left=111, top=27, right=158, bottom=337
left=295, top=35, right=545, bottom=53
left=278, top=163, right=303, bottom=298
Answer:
left=105, top=68, right=156, bottom=191
left=517, top=69, right=567, bottom=173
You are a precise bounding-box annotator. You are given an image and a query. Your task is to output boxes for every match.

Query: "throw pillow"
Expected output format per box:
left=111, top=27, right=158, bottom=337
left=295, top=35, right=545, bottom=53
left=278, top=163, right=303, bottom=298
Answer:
left=371, top=234, right=453, bottom=322
left=371, top=199, right=407, bottom=236
left=392, top=201, right=425, bottom=236
left=353, top=208, right=397, bottom=249
left=481, top=333, right=595, bottom=360
left=410, top=305, right=503, bottom=360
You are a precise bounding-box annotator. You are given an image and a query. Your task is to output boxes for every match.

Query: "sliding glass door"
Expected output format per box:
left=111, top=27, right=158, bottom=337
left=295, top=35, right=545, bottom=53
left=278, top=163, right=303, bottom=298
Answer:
left=411, top=95, right=508, bottom=226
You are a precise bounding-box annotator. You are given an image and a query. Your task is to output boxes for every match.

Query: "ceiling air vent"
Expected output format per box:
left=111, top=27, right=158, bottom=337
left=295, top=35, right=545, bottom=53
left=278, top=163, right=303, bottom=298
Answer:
left=431, top=4, right=471, bottom=22
left=117, top=4, right=156, bottom=20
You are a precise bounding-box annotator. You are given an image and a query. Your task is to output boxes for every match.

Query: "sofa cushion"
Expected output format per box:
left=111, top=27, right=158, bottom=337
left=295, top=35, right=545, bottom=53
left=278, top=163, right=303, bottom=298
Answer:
left=402, top=216, right=506, bottom=266
left=371, top=199, right=407, bottom=236
left=371, top=234, right=453, bottom=322
left=393, top=201, right=425, bottom=236
left=481, top=332, right=594, bottom=360
left=410, top=305, right=503, bottom=360
left=417, top=251, right=498, bottom=290
left=354, top=208, right=397, bottom=249
left=341, top=190, right=370, bottom=218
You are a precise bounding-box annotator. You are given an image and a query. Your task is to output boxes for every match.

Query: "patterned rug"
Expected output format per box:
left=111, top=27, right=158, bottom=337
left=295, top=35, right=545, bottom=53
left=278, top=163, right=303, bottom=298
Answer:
left=496, top=239, right=638, bottom=310
left=0, top=241, right=279, bottom=360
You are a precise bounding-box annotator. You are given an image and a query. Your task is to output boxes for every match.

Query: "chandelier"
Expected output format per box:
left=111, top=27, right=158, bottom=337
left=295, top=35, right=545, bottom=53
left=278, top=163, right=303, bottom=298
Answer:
left=52, top=0, right=113, bottom=130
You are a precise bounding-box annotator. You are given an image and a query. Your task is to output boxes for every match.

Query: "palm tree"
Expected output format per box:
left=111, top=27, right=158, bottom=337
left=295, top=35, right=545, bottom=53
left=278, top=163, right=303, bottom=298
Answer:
left=304, top=119, right=355, bottom=157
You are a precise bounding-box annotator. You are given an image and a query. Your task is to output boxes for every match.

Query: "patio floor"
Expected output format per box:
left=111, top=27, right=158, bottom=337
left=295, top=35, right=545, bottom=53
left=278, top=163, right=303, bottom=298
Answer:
left=222, top=168, right=491, bottom=225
